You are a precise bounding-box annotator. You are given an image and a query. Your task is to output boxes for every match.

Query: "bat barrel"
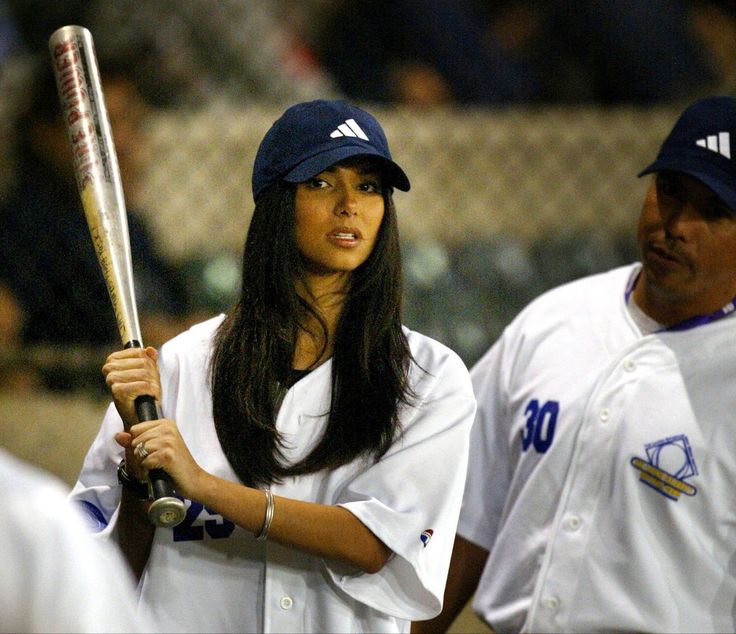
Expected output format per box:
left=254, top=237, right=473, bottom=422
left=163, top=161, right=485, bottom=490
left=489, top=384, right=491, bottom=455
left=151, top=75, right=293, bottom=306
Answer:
left=49, top=25, right=142, bottom=345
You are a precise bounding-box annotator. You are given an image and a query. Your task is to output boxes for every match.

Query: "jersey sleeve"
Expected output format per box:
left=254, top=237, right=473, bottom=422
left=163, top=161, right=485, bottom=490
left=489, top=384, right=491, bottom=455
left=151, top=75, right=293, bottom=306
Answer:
left=67, top=402, right=127, bottom=537
left=456, top=329, right=513, bottom=552
left=327, top=345, right=476, bottom=620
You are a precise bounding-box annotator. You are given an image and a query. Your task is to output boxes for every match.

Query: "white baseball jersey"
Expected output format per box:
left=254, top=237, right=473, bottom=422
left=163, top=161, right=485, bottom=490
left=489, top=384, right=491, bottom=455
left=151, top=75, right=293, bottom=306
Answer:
left=70, top=316, right=475, bottom=633
left=0, top=448, right=149, bottom=633
left=459, top=263, right=736, bottom=633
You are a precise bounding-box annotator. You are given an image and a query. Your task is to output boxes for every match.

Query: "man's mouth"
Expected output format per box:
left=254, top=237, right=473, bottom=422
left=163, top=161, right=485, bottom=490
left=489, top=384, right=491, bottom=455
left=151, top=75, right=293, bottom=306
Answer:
left=647, top=242, right=688, bottom=268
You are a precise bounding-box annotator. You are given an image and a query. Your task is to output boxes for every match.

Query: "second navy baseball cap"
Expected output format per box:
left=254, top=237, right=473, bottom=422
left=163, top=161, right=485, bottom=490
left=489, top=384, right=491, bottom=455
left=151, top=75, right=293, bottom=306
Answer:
left=251, top=99, right=411, bottom=201
left=638, top=96, right=736, bottom=211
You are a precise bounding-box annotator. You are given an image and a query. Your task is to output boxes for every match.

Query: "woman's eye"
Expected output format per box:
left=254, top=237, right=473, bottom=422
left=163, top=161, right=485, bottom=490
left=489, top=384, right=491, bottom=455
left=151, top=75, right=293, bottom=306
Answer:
left=305, top=177, right=328, bottom=188
left=360, top=180, right=381, bottom=193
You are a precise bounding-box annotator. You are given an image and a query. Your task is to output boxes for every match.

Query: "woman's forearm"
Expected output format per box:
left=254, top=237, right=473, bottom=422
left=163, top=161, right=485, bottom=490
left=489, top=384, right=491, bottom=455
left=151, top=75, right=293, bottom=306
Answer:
left=117, top=489, right=156, bottom=580
left=196, top=472, right=391, bottom=574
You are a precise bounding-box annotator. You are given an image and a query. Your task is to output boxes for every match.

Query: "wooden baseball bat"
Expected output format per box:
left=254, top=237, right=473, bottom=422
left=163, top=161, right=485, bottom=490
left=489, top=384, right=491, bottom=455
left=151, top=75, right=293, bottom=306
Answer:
left=48, top=25, right=185, bottom=528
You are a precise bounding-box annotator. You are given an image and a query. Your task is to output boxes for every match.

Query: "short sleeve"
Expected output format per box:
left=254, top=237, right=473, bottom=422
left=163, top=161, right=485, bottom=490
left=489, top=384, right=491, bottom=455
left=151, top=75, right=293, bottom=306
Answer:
left=327, top=346, right=476, bottom=620
left=457, top=332, right=513, bottom=552
left=68, top=402, right=127, bottom=537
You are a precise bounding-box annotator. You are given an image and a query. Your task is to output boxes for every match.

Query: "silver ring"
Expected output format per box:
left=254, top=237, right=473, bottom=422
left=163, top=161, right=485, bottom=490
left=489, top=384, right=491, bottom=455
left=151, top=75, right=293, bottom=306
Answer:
left=136, top=443, right=149, bottom=460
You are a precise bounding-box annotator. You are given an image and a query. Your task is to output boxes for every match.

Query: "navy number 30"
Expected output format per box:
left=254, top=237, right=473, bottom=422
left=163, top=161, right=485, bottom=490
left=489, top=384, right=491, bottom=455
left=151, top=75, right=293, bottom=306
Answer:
left=522, top=399, right=559, bottom=453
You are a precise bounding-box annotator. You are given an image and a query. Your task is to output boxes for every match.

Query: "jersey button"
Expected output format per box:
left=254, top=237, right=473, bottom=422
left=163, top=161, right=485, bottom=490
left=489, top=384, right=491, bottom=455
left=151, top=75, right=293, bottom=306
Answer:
left=565, top=515, right=582, bottom=531
left=623, top=358, right=636, bottom=372
left=542, top=596, right=560, bottom=612
left=280, top=596, right=293, bottom=610
left=599, top=408, right=610, bottom=423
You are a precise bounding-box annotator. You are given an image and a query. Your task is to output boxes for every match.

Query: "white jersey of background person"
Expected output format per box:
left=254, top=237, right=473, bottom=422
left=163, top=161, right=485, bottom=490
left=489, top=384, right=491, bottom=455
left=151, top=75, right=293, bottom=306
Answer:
left=459, top=263, right=736, bottom=633
left=70, top=315, right=475, bottom=633
left=0, top=448, right=149, bottom=634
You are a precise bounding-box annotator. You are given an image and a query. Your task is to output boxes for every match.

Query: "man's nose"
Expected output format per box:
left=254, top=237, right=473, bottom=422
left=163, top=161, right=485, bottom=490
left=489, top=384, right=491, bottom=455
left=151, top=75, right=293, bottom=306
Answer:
left=662, top=199, right=696, bottom=237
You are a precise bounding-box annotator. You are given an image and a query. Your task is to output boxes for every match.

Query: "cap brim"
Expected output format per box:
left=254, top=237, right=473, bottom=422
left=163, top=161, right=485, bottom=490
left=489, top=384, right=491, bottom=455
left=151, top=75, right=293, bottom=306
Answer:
left=284, top=146, right=411, bottom=192
left=638, top=156, right=736, bottom=212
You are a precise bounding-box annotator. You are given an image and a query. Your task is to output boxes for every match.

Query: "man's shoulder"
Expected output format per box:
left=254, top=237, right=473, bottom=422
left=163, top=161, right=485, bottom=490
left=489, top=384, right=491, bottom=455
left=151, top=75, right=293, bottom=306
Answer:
left=487, top=263, right=638, bottom=352
left=521, top=263, right=636, bottom=316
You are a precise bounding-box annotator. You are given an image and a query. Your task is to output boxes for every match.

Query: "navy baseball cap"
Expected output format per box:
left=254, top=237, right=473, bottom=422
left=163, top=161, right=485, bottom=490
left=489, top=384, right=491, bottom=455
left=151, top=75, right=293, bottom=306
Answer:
left=252, top=99, right=411, bottom=201
left=639, top=96, right=736, bottom=211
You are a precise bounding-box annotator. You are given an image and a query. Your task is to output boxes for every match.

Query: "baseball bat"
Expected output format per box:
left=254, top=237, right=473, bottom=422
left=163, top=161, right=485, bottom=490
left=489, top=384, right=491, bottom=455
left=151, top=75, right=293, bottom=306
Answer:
left=48, top=25, right=185, bottom=528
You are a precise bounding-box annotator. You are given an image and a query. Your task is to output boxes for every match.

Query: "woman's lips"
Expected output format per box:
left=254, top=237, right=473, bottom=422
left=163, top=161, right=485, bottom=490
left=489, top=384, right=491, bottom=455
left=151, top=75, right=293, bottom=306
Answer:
left=328, top=228, right=362, bottom=246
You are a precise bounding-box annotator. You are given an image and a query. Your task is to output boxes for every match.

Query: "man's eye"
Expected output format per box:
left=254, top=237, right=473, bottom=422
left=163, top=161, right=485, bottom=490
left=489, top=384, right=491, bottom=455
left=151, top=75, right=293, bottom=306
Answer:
left=306, top=178, right=328, bottom=188
left=658, top=178, right=681, bottom=197
left=701, top=204, right=736, bottom=221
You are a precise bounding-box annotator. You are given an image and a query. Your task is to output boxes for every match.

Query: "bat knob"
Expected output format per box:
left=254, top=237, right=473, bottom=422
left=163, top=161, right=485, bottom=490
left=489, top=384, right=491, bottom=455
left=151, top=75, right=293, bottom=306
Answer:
left=148, top=496, right=187, bottom=528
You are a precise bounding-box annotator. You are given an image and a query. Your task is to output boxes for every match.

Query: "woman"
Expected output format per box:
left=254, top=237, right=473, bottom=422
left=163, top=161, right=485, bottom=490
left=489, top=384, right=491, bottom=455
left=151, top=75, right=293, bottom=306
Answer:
left=70, top=100, right=475, bottom=633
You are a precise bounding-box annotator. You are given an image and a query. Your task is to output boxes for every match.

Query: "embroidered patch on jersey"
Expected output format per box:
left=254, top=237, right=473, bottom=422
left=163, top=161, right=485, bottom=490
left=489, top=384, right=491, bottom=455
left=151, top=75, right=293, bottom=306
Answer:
left=630, top=434, right=698, bottom=501
left=420, top=529, right=434, bottom=547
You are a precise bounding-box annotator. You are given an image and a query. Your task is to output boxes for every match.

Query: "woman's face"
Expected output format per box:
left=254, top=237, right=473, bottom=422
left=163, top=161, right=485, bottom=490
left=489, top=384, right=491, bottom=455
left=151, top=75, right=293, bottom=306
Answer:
left=294, top=159, right=385, bottom=284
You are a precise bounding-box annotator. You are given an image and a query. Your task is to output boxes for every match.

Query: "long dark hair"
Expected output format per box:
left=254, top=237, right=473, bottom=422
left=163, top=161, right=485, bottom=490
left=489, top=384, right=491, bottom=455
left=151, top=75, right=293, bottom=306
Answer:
left=210, top=175, right=414, bottom=487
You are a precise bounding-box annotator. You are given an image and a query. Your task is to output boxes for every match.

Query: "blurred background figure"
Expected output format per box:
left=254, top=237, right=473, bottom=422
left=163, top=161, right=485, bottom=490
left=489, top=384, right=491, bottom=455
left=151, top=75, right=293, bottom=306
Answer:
left=0, top=0, right=345, bottom=391
left=5, top=0, right=339, bottom=108
left=314, top=0, right=735, bottom=107
left=0, top=58, right=197, bottom=391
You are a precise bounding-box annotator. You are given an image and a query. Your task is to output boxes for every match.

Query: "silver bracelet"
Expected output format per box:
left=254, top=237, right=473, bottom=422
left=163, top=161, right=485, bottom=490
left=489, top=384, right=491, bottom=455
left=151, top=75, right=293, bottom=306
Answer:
left=256, top=489, right=274, bottom=541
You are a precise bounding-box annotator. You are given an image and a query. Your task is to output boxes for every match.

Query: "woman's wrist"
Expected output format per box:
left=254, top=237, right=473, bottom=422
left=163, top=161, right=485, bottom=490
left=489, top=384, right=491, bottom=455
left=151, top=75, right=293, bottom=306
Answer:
left=117, top=458, right=149, bottom=499
left=123, top=446, right=144, bottom=479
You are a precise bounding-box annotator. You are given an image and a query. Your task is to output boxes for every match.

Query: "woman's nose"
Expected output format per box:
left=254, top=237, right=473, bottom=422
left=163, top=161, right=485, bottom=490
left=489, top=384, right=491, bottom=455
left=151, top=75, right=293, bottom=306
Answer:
left=335, top=186, right=358, bottom=216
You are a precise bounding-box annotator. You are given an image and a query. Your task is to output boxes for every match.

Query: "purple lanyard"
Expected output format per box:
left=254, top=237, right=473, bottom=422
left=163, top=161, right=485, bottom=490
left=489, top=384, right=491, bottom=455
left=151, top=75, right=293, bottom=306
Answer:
left=625, top=271, right=736, bottom=333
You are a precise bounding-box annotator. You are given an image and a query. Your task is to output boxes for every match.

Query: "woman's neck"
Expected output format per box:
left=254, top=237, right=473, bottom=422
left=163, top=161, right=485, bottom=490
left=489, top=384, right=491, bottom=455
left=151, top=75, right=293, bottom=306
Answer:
left=293, top=274, right=349, bottom=370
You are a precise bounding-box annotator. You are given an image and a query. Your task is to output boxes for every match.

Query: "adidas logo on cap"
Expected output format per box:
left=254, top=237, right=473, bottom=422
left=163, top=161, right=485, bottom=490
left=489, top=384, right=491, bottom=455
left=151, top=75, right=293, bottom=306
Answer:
left=251, top=99, right=410, bottom=200
left=638, top=97, right=736, bottom=213
left=696, top=132, right=731, bottom=159
left=330, top=119, right=369, bottom=141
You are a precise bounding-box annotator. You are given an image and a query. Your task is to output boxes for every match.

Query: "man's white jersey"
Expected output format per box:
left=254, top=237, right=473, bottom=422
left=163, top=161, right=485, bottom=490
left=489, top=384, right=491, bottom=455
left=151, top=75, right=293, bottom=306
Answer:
left=459, top=264, right=736, bottom=633
left=0, top=449, right=149, bottom=633
left=70, top=316, right=476, bottom=633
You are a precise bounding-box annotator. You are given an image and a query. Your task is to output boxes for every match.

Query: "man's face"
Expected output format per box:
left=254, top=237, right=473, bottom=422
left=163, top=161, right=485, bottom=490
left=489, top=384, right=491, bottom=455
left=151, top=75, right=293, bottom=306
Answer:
left=636, top=171, right=736, bottom=320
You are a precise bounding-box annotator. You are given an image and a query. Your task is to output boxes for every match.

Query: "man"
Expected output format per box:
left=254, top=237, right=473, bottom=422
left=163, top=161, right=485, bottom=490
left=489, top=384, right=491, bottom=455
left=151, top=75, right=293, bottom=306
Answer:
left=0, top=447, right=151, bottom=632
left=415, top=96, right=736, bottom=633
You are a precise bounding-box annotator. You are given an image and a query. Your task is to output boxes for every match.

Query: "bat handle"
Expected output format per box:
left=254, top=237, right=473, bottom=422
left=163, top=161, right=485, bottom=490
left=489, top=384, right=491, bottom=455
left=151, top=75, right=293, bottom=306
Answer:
left=132, top=388, right=187, bottom=528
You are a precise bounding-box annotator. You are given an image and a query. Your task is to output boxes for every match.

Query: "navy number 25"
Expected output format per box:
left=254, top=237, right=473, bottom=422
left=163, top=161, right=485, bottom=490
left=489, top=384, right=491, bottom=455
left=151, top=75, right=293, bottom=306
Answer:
left=173, top=501, right=236, bottom=542
left=522, top=399, right=559, bottom=453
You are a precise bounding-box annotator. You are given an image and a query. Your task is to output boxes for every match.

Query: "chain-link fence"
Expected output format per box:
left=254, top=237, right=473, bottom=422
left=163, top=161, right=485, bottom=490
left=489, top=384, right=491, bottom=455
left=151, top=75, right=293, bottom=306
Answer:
left=0, top=0, right=726, bottom=384
left=135, top=103, right=673, bottom=363
left=0, top=97, right=681, bottom=377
